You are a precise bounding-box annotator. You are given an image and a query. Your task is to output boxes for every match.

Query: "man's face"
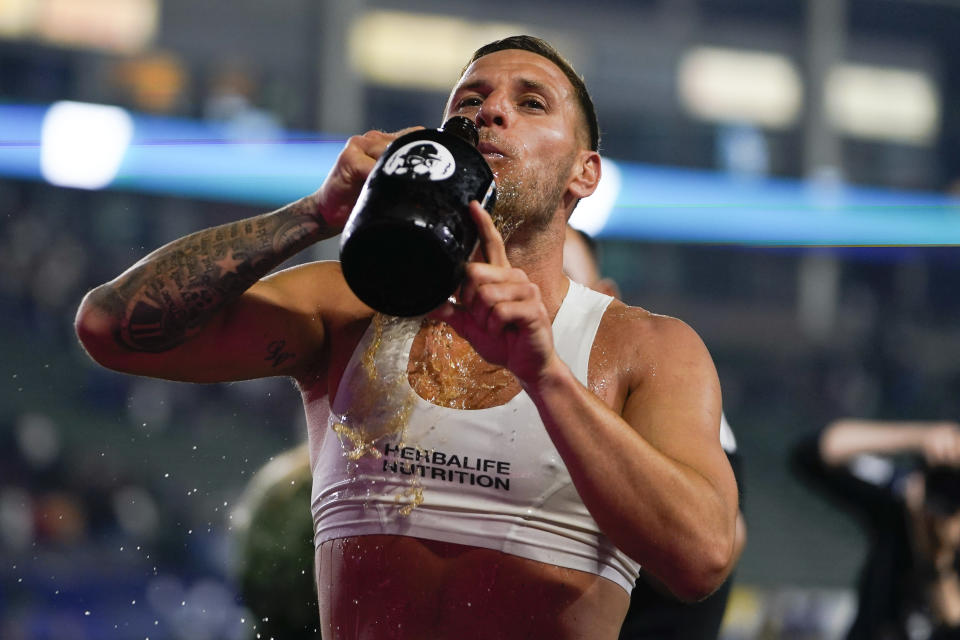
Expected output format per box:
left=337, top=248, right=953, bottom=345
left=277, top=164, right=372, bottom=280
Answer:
left=444, top=49, right=583, bottom=238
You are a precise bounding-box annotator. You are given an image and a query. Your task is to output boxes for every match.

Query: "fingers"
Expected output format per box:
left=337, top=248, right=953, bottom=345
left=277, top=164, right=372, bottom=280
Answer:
left=468, top=200, right=509, bottom=268
left=351, top=126, right=424, bottom=161
left=341, top=127, right=424, bottom=178
left=393, top=125, right=427, bottom=138
left=923, top=423, right=960, bottom=467
left=428, top=205, right=553, bottom=379
left=483, top=299, right=544, bottom=336
left=463, top=278, right=541, bottom=335
left=458, top=263, right=529, bottom=308
left=317, top=126, right=424, bottom=227
left=432, top=269, right=542, bottom=329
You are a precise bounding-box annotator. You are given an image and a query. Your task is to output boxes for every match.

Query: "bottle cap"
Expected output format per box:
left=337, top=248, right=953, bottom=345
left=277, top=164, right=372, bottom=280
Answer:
left=440, top=116, right=479, bottom=147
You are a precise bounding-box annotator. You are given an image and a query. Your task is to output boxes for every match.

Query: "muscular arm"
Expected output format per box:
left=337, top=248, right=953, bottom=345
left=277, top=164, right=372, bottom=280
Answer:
left=76, top=128, right=418, bottom=383
left=526, top=316, right=737, bottom=602
left=435, top=203, right=737, bottom=601
left=75, top=195, right=337, bottom=380
left=81, top=195, right=329, bottom=352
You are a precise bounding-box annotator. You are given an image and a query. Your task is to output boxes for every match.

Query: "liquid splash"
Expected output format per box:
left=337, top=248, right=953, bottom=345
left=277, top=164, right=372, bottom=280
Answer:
left=395, top=482, right=424, bottom=517
left=408, top=317, right=517, bottom=410
left=331, top=422, right=382, bottom=461
left=331, top=313, right=424, bottom=515
left=333, top=313, right=420, bottom=446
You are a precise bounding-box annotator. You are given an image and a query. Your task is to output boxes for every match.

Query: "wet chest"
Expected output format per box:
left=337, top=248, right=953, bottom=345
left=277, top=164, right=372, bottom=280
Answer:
left=320, top=316, right=625, bottom=414
left=406, top=319, right=522, bottom=410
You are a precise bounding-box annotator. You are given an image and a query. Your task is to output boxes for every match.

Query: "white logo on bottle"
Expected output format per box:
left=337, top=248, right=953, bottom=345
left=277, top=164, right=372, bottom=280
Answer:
left=383, top=140, right=456, bottom=181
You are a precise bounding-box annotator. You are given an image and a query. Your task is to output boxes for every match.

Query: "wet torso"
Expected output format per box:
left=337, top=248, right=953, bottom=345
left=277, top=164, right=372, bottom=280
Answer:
left=303, top=295, right=634, bottom=640
left=315, top=534, right=629, bottom=640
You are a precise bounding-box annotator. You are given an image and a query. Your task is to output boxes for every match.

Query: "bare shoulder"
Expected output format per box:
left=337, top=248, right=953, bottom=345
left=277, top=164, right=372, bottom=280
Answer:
left=590, top=299, right=718, bottom=407
left=596, top=299, right=711, bottom=363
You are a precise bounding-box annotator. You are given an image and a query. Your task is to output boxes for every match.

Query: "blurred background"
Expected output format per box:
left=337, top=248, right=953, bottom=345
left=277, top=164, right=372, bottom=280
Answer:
left=2, top=0, right=960, bottom=638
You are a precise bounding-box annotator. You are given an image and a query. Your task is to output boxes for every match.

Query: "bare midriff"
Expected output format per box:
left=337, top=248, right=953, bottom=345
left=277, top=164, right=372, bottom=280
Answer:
left=315, top=535, right=629, bottom=640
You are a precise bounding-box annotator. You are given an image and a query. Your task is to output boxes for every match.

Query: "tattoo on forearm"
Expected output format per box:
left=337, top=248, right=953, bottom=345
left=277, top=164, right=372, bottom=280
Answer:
left=107, top=197, right=332, bottom=353
left=265, top=339, right=296, bottom=368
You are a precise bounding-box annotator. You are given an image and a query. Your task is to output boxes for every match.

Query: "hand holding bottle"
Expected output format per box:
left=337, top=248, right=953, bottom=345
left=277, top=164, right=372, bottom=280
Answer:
left=313, top=127, right=425, bottom=231
left=339, top=117, right=497, bottom=317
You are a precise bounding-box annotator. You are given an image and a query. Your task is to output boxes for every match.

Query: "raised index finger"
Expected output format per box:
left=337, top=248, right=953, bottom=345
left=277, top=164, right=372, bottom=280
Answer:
left=469, top=200, right=510, bottom=268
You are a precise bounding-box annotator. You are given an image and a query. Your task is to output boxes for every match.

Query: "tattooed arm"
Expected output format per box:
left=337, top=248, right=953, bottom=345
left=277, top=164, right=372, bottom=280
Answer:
left=76, top=128, right=418, bottom=383
left=75, top=195, right=338, bottom=381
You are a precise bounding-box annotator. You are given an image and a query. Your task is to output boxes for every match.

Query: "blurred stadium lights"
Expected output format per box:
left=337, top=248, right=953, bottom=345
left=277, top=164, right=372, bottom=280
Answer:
left=677, top=46, right=804, bottom=129
left=825, top=63, right=940, bottom=145
left=348, top=10, right=527, bottom=90
left=0, top=0, right=32, bottom=37
left=677, top=46, right=940, bottom=147
left=40, top=101, right=133, bottom=189
left=3, top=101, right=960, bottom=246
left=108, top=53, right=187, bottom=113
left=0, top=0, right=159, bottom=53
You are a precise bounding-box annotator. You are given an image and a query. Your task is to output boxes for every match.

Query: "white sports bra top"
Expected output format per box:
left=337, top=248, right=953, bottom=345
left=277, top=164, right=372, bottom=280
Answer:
left=307, top=279, right=641, bottom=593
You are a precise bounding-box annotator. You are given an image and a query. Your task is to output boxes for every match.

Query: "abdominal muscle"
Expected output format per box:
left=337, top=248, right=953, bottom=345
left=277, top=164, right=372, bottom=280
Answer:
left=316, top=534, right=629, bottom=640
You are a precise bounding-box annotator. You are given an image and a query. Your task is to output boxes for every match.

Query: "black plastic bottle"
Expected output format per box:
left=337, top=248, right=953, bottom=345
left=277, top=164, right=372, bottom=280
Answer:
left=339, top=116, right=496, bottom=317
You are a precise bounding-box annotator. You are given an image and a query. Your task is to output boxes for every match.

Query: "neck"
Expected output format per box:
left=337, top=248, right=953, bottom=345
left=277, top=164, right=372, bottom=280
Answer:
left=503, top=210, right=570, bottom=318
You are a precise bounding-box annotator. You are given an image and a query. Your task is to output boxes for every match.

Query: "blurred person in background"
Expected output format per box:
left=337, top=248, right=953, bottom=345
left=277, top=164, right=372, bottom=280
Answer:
left=74, top=35, right=739, bottom=639
left=792, top=418, right=960, bottom=640
left=231, top=442, right=318, bottom=640
left=560, top=225, right=621, bottom=299
left=564, top=226, right=747, bottom=640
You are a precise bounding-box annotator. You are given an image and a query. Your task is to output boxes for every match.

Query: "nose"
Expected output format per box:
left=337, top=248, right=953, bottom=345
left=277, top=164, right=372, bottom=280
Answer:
left=476, top=91, right=509, bottom=130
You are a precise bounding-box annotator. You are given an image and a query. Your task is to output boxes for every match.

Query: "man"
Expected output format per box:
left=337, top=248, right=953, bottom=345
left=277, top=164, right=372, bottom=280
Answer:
left=793, top=418, right=960, bottom=640
left=75, top=35, right=738, bottom=639
left=564, top=225, right=747, bottom=639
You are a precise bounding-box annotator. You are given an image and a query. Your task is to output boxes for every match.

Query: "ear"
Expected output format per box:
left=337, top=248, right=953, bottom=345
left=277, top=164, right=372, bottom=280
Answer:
left=567, top=150, right=602, bottom=199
